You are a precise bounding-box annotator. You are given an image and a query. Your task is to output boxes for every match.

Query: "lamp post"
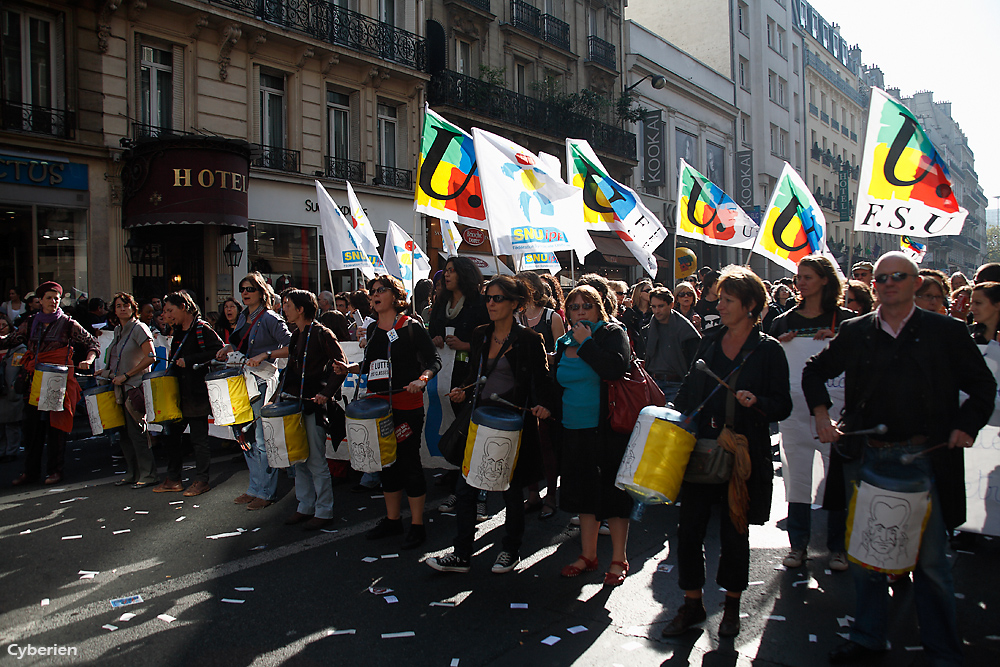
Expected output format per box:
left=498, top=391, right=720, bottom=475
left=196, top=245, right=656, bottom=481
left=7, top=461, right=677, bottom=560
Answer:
left=124, top=233, right=145, bottom=265
left=223, top=235, right=244, bottom=268
left=623, top=73, right=666, bottom=95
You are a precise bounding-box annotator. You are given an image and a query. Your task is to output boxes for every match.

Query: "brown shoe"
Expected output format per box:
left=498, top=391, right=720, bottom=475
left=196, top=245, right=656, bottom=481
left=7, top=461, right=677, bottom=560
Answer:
left=153, top=479, right=184, bottom=493
left=11, top=473, right=37, bottom=486
left=183, top=480, right=211, bottom=497
left=302, top=517, right=334, bottom=531
left=233, top=493, right=255, bottom=504
left=246, top=497, right=273, bottom=510
left=285, top=512, right=314, bottom=526
left=44, top=472, right=63, bottom=485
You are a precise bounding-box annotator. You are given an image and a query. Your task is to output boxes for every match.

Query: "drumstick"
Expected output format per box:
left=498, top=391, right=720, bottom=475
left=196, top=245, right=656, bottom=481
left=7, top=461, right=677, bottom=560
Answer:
left=900, top=441, right=950, bottom=464
left=693, top=359, right=766, bottom=416
left=812, top=424, right=887, bottom=441
left=455, top=377, right=487, bottom=393
left=488, top=393, right=540, bottom=415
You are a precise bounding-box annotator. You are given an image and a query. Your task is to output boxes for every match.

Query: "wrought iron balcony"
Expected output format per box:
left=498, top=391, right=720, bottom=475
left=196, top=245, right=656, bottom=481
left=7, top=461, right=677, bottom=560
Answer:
left=850, top=131, right=858, bottom=142
left=458, top=0, right=491, bottom=10
left=251, top=143, right=300, bottom=172
left=374, top=165, right=412, bottom=190
left=542, top=14, right=570, bottom=50
left=831, top=118, right=840, bottom=131
left=0, top=100, right=74, bottom=139
left=206, top=0, right=426, bottom=71
left=809, top=103, right=819, bottom=117
left=810, top=144, right=822, bottom=161
left=820, top=110, right=829, bottom=124
left=428, top=69, right=636, bottom=161
left=804, top=48, right=868, bottom=108
left=131, top=122, right=196, bottom=140
left=509, top=0, right=541, bottom=36
left=325, top=156, right=366, bottom=182
left=587, top=35, right=616, bottom=70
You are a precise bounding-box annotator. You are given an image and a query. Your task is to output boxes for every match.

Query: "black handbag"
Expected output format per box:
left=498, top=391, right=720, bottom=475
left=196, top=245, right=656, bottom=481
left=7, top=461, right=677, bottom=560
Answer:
left=684, top=364, right=742, bottom=484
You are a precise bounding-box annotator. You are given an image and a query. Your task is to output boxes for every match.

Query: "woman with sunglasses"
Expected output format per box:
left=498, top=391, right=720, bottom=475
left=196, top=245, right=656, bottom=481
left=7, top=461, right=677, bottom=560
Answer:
left=620, top=279, right=653, bottom=339
left=673, top=282, right=702, bottom=329
left=334, top=275, right=441, bottom=549
left=552, top=285, right=632, bottom=586
left=844, top=280, right=874, bottom=315
left=915, top=269, right=951, bottom=316
left=427, top=276, right=554, bottom=574
left=970, top=282, right=1000, bottom=343
left=216, top=272, right=291, bottom=511
left=662, top=266, right=791, bottom=638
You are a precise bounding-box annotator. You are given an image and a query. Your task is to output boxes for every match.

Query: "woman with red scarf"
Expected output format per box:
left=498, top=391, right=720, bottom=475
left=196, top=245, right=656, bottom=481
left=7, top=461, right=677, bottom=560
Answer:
left=1, top=281, right=98, bottom=485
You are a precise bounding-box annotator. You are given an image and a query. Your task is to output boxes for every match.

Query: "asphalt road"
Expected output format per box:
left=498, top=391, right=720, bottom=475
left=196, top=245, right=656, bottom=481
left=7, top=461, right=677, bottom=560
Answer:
left=1, top=433, right=998, bottom=667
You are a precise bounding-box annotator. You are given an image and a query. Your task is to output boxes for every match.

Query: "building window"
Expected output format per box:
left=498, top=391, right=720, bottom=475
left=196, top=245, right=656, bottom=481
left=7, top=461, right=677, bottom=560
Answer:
left=457, top=39, right=472, bottom=76
left=738, top=57, right=749, bottom=90
left=380, top=0, right=396, bottom=26
left=780, top=129, right=788, bottom=158
left=140, top=45, right=172, bottom=130
left=2, top=7, right=66, bottom=132
left=776, top=26, right=786, bottom=56
left=770, top=124, right=778, bottom=155
left=793, top=44, right=799, bottom=73
left=260, top=71, right=285, bottom=149
left=515, top=62, right=527, bottom=95
left=589, top=6, right=601, bottom=37
left=249, top=221, right=318, bottom=294
left=778, top=77, right=787, bottom=107
left=738, top=2, right=748, bottom=35
left=377, top=102, right=397, bottom=169
left=741, top=115, right=750, bottom=145
left=327, top=90, right=350, bottom=160
left=793, top=92, right=799, bottom=121
left=767, top=17, right=776, bottom=48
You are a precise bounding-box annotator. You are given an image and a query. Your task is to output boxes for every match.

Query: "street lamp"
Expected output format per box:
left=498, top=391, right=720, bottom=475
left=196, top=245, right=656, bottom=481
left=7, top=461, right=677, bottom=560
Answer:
left=223, top=235, right=244, bottom=268
left=623, top=73, right=666, bottom=94
left=124, top=233, right=145, bottom=264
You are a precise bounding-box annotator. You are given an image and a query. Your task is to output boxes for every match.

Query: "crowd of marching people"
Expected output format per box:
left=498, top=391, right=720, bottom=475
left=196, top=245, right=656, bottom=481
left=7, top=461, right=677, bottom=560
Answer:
left=2, top=251, right=998, bottom=665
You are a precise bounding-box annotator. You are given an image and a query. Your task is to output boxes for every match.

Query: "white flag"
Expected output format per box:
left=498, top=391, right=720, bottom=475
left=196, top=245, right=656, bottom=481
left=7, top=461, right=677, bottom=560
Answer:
left=473, top=128, right=594, bottom=263
left=383, top=220, right=431, bottom=297
left=517, top=252, right=561, bottom=273
left=315, top=180, right=376, bottom=278
left=346, top=180, right=380, bottom=254
left=440, top=219, right=461, bottom=257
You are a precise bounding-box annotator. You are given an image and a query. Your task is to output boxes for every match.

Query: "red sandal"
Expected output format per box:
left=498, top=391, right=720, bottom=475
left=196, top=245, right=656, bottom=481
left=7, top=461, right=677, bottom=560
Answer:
left=604, top=560, right=629, bottom=587
left=560, top=555, right=599, bottom=577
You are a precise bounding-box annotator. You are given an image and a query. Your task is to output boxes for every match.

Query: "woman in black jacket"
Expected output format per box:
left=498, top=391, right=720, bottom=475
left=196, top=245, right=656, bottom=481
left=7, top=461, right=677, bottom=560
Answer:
left=662, top=266, right=792, bottom=638
left=552, top=285, right=632, bottom=586
left=427, top=276, right=554, bottom=574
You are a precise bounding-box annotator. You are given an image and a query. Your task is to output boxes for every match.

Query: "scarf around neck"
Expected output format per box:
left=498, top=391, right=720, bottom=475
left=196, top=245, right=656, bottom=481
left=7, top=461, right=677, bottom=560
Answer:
left=30, top=307, right=65, bottom=339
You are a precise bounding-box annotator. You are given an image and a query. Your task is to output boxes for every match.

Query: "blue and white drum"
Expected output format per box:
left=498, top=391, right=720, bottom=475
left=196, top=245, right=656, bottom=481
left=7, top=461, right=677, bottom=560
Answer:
left=345, top=397, right=397, bottom=473
left=260, top=400, right=309, bottom=468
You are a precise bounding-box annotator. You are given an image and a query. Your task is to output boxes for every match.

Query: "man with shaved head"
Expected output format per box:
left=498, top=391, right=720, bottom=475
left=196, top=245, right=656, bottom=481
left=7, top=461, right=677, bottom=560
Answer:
left=802, top=252, right=996, bottom=665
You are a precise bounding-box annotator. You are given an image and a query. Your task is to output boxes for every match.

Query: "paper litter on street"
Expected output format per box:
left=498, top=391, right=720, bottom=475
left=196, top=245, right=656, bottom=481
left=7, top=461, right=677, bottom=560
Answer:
left=118, top=613, right=137, bottom=622
left=40, top=599, right=49, bottom=606
left=955, top=593, right=965, bottom=599
left=656, top=564, right=674, bottom=573
left=157, top=614, right=176, bottom=623
left=328, top=629, right=356, bottom=636
left=429, top=601, right=455, bottom=607
left=321, top=529, right=338, bottom=533
left=79, top=570, right=99, bottom=575
left=809, top=634, right=817, bottom=642
left=221, top=598, right=244, bottom=604
left=109, top=595, right=143, bottom=608
left=362, top=556, right=378, bottom=563
left=169, top=500, right=183, bottom=505
left=113, top=529, right=130, bottom=535
left=450, top=660, right=460, bottom=667
left=567, top=625, right=588, bottom=634
left=369, top=586, right=393, bottom=595
left=541, top=636, right=561, bottom=646
left=768, top=615, right=786, bottom=621
left=749, top=581, right=765, bottom=586
left=381, top=631, right=415, bottom=639
left=384, top=596, right=399, bottom=604
left=79, top=573, right=96, bottom=580
left=61, top=535, right=82, bottom=540
left=510, top=603, right=528, bottom=609
left=381, top=553, right=399, bottom=559
left=60, top=497, right=86, bottom=503
left=206, top=531, right=242, bottom=540
left=102, top=624, right=118, bottom=631
left=234, top=587, right=254, bottom=592
left=19, top=529, right=30, bottom=535
left=905, top=646, right=924, bottom=651
left=134, top=511, right=149, bottom=515
left=123, top=507, right=131, bottom=511
left=176, top=516, right=186, bottom=522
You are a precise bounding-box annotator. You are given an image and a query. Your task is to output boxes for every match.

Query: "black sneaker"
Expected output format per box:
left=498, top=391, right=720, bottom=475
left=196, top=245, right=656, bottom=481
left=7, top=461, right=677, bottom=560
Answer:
left=366, top=517, right=403, bottom=540
left=476, top=500, right=490, bottom=523
left=427, top=553, right=471, bottom=573
left=438, top=494, right=458, bottom=512
left=661, top=597, right=708, bottom=637
left=492, top=551, right=519, bottom=574
left=401, top=523, right=426, bottom=550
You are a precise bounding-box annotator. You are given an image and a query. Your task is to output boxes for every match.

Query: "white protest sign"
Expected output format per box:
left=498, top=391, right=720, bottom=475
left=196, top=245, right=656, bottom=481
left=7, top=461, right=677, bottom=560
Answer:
left=960, top=344, right=1000, bottom=536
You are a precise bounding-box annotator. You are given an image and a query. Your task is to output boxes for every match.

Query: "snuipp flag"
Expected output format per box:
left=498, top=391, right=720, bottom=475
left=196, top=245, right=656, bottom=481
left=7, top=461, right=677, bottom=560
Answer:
left=383, top=220, right=431, bottom=297
left=474, top=128, right=594, bottom=262
left=751, top=163, right=826, bottom=274
left=415, top=105, right=487, bottom=228
left=567, top=138, right=667, bottom=277
left=676, top=159, right=758, bottom=249
left=517, top=252, right=561, bottom=273
left=855, top=88, right=967, bottom=237
left=900, top=235, right=927, bottom=263
left=315, top=180, right=376, bottom=279
left=346, top=180, right=387, bottom=273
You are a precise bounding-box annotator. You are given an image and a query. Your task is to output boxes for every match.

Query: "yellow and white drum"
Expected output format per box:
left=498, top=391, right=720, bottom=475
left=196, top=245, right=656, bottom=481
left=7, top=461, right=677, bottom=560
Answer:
left=206, top=367, right=254, bottom=426
left=142, top=370, right=182, bottom=424
left=345, top=397, right=397, bottom=473
left=29, top=363, right=69, bottom=412
left=83, top=384, right=125, bottom=435
left=260, top=400, right=309, bottom=468
left=616, top=406, right=697, bottom=505
left=462, top=407, right=523, bottom=492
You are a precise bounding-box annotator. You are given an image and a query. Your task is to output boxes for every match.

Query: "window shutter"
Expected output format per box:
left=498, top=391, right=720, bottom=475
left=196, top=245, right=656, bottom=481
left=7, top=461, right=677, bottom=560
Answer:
left=397, top=101, right=408, bottom=172
left=350, top=90, right=361, bottom=173
left=133, top=33, right=143, bottom=131
left=171, top=44, right=184, bottom=131
left=54, top=13, right=66, bottom=111
left=251, top=64, right=261, bottom=143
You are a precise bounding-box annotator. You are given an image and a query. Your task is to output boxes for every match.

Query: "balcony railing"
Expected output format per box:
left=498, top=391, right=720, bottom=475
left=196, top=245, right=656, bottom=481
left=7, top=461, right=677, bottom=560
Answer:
left=587, top=35, right=616, bottom=70
left=810, top=144, right=822, bottom=161
left=428, top=69, right=636, bottom=161
left=850, top=131, right=858, bottom=142
left=509, top=0, right=540, bottom=35
left=820, top=110, right=829, bottom=124
left=374, top=165, right=413, bottom=190
left=325, top=156, right=366, bottom=182
left=1, top=100, right=74, bottom=139
left=206, top=0, right=426, bottom=71
left=542, top=14, right=570, bottom=50
left=131, top=122, right=198, bottom=140
left=251, top=144, right=300, bottom=172
left=458, top=0, right=491, bottom=10
left=804, top=48, right=868, bottom=108
left=831, top=118, right=840, bottom=131
left=809, top=103, right=819, bottom=117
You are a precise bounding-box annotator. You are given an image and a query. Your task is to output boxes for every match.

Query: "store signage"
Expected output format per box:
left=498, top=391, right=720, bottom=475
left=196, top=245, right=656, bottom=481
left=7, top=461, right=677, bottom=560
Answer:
left=123, top=142, right=249, bottom=231
left=735, top=150, right=753, bottom=210
left=0, top=153, right=88, bottom=190
left=461, top=227, right=486, bottom=247
left=642, top=110, right=665, bottom=187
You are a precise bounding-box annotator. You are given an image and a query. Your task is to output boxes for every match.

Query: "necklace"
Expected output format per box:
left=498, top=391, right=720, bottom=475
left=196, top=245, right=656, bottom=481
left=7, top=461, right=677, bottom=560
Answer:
left=524, top=306, right=542, bottom=323
left=493, top=331, right=509, bottom=346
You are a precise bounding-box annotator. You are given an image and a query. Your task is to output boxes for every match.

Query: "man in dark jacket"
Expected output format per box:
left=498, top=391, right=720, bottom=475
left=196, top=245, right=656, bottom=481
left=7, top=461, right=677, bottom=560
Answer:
left=803, top=252, right=996, bottom=666
left=643, top=287, right=700, bottom=403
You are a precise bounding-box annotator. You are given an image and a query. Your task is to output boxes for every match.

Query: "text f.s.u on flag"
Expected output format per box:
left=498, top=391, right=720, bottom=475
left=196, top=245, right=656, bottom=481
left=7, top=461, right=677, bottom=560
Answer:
left=751, top=163, right=826, bottom=274
left=854, top=88, right=967, bottom=237
left=414, top=105, right=487, bottom=228
left=675, top=159, right=758, bottom=249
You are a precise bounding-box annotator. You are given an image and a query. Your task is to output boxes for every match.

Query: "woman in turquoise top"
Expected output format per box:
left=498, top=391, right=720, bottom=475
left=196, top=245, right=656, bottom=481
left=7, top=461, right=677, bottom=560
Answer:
left=552, top=285, right=632, bottom=586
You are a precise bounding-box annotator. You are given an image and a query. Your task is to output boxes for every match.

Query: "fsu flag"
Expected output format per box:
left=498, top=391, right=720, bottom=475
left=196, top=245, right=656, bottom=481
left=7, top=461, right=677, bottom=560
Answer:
left=900, top=235, right=927, bottom=263
left=752, top=163, right=826, bottom=274
left=676, top=159, right=758, bottom=249
left=566, top=138, right=667, bottom=276
left=414, top=105, right=487, bottom=228
left=855, top=88, right=967, bottom=237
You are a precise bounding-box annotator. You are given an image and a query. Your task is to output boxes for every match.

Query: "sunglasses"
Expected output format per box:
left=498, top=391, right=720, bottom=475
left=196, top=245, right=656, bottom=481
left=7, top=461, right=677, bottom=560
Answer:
left=484, top=294, right=509, bottom=303
left=373, top=286, right=392, bottom=294
left=239, top=286, right=258, bottom=293
left=567, top=302, right=595, bottom=312
left=677, top=293, right=694, bottom=298
left=873, top=272, right=915, bottom=284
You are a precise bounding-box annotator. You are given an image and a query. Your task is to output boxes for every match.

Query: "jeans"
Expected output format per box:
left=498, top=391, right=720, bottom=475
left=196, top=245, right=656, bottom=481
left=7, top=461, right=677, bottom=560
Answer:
left=843, top=445, right=962, bottom=665
left=294, top=411, right=335, bottom=519
left=654, top=379, right=683, bottom=406
left=121, top=399, right=158, bottom=484
left=163, top=417, right=211, bottom=483
left=676, top=481, right=750, bottom=592
left=454, top=475, right=524, bottom=560
left=243, top=387, right=278, bottom=500
left=1, top=421, right=22, bottom=456
left=786, top=502, right=847, bottom=552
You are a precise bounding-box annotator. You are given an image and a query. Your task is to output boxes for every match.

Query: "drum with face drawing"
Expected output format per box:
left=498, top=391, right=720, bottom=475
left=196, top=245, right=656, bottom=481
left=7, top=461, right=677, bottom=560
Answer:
left=29, top=363, right=69, bottom=412
left=344, top=397, right=397, bottom=473
left=615, top=406, right=697, bottom=505
left=462, top=406, right=524, bottom=492
left=260, top=400, right=309, bottom=468
left=205, top=367, right=254, bottom=426
left=83, top=384, right=126, bottom=435
left=141, top=369, right=182, bottom=424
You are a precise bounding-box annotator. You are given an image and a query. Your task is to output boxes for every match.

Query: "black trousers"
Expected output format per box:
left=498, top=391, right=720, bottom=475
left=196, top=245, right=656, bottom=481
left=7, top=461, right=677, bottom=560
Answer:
left=676, top=481, right=750, bottom=593
left=380, top=408, right=426, bottom=497
left=22, top=404, right=66, bottom=480
left=454, top=476, right=524, bottom=560
left=162, top=417, right=211, bottom=483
